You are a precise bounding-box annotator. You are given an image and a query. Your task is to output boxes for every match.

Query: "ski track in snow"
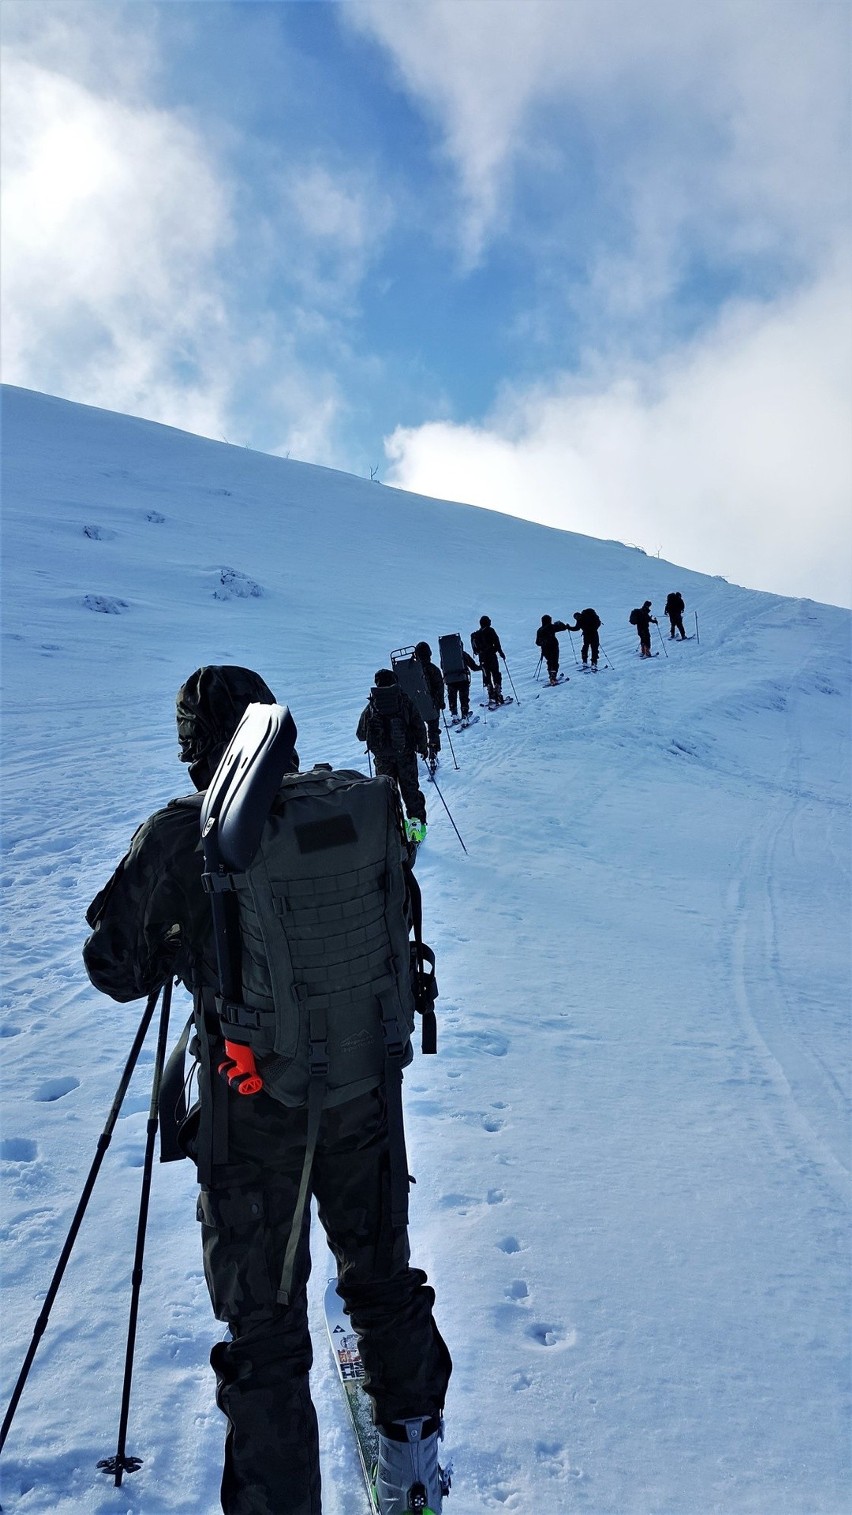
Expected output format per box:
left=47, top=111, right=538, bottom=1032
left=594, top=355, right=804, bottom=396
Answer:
left=1, top=387, right=850, bottom=1515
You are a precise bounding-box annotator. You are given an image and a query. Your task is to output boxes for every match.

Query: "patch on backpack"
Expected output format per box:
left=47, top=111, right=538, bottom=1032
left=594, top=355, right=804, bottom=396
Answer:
left=294, top=814, right=358, bottom=853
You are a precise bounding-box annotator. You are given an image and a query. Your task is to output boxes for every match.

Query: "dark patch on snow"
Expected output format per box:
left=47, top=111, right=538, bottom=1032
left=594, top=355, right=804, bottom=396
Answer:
left=82, top=595, right=129, bottom=614
left=211, top=567, right=263, bottom=601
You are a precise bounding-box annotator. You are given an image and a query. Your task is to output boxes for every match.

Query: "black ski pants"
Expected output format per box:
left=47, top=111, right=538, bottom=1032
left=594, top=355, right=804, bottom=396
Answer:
left=581, top=630, right=599, bottom=665
left=446, top=678, right=470, bottom=718
left=667, top=613, right=686, bottom=639
left=198, top=1085, right=451, bottom=1515
left=373, top=753, right=426, bottom=824
left=480, top=655, right=503, bottom=702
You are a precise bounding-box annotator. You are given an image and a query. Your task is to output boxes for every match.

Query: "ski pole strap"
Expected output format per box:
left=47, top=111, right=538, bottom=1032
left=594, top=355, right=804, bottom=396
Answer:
left=277, top=1003, right=328, bottom=1306
left=158, top=1014, right=194, bottom=1163
left=379, top=990, right=410, bottom=1230
left=195, top=988, right=231, bottom=1187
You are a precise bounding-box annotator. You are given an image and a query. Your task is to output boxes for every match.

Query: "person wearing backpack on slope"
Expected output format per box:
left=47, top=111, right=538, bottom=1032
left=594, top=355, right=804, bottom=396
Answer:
left=443, top=642, right=479, bottom=722
left=470, top=615, right=506, bottom=705
left=630, top=600, right=657, bottom=658
left=534, top=615, right=569, bottom=685
left=82, top=665, right=452, bottom=1515
left=565, top=608, right=602, bottom=669
left=414, top=641, right=446, bottom=771
left=664, top=591, right=687, bottom=639
left=357, top=668, right=429, bottom=843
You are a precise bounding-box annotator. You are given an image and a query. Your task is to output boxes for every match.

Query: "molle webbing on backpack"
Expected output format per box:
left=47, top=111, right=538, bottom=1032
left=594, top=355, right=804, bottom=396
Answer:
left=210, top=768, right=416, bottom=1110
left=368, top=686, right=408, bottom=757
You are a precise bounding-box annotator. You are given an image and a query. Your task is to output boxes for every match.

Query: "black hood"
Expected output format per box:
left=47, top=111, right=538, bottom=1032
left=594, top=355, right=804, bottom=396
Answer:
left=176, top=665, right=295, bottom=791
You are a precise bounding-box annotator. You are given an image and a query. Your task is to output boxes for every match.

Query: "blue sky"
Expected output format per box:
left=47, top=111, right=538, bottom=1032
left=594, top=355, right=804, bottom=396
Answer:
left=2, top=0, right=850, bottom=604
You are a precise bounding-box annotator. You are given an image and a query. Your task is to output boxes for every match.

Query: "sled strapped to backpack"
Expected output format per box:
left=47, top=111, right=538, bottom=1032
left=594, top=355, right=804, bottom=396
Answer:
left=175, top=701, right=438, bottom=1306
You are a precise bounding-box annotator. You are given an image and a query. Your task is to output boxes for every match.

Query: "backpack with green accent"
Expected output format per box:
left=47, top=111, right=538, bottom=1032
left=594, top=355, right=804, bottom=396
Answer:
left=206, top=760, right=429, bottom=1105
left=189, top=702, right=438, bottom=1301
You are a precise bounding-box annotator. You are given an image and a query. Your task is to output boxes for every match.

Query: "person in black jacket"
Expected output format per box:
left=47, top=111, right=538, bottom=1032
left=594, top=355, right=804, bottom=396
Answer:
left=83, top=665, right=451, bottom=1515
left=443, top=643, right=480, bottom=721
left=414, top=642, right=446, bottom=768
left=470, top=616, right=505, bottom=705
left=630, top=600, right=657, bottom=658
left=664, top=591, right=687, bottom=639
left=565, top=608, right=602, bottom=668
left=535, top=615, right=569, bottom=684
left=357, top=669, right=428, bottom=836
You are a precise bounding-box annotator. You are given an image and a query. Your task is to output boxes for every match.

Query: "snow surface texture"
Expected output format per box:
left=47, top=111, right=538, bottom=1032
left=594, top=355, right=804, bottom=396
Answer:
left=1, top=384, right=849, bottom=1515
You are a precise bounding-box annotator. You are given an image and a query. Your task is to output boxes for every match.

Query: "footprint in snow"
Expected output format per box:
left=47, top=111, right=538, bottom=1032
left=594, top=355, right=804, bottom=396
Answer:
left=1, top=1138, right=38, bottom=1163
left=33, top=1076, right=80, bottom=1103
left=505, top=1279, right=529, bottom=1302
left=526, top=1322, right=576, bottom=1349
left=498, top=1236, right=524, bottom=1254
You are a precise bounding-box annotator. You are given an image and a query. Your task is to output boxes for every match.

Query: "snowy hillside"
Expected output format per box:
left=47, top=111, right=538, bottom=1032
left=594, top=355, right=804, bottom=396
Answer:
left=1, top=384, right=849, bottom=1515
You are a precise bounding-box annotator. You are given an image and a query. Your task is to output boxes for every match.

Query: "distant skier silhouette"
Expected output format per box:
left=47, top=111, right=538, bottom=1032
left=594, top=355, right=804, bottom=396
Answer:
left=630, top=601, right=657, bottom=658
left=471, top=616, right=506, bottom=705
left=535, top=615, right=569, bottom=684
left=566, top=608, right=602, bottom=669
left=357, top=669, right=428, bottom=841
left=665, top=592, right=687, bottom=640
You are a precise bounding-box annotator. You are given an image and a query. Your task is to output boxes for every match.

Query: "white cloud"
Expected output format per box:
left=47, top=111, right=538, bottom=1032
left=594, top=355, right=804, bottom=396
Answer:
left=0, top=48, right=234, bottom=435
left=348, top=0, right=849, bottom=279
left=384, top=258, right=852, bottom=607
left=0, top=11, right=393, bottom=463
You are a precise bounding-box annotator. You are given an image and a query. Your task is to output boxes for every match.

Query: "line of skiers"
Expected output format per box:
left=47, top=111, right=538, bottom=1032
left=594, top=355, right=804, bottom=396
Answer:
left=359, top=594, right=690, bottom=838
left=356, top=621, right=508, bottom=845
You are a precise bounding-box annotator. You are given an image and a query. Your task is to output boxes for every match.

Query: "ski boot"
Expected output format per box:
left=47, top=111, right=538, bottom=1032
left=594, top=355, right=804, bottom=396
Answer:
left=374, top=1416, right=450, bottom=1514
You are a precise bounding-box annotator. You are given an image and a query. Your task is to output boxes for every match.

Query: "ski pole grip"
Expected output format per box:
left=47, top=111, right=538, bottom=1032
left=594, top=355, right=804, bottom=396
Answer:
left=218, top=1041, right=263, bottom=1096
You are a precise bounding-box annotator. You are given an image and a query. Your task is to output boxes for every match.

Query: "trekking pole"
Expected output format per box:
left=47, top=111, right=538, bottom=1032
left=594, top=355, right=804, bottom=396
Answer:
left=533, top=655, right=543, bottom=681
left=599, top=643, right=614, bottom=669
left=99, top=974, right=174, bottom=1486
left=364, top=747, right=373, bottom=776
left=655, top=621, right=669, bottom=657
left=694, top=611, right=700, bottom=644
left=441, top=709, right=459, bottom=770
left=0, top=984, right=163, bottom=1458
left=423, top=762, right=467, bottom=854
left=502, top=657, right=521, bottom=707
left=566, top=630, right=580, bottom=667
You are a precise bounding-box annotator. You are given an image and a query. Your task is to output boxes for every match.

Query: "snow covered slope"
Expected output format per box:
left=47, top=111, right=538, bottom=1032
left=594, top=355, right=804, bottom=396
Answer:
left=1, top=384, right=849, bottom=1514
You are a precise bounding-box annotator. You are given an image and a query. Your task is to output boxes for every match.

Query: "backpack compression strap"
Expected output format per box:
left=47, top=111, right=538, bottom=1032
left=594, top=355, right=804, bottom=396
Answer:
left=404, top=864, right=438, bottom=1053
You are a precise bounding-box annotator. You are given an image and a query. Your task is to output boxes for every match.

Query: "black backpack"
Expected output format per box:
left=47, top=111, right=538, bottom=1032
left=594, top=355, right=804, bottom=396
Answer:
left=366, top=684, right=409, bottom=756
left=164, top=702, right=438, bottom=1303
